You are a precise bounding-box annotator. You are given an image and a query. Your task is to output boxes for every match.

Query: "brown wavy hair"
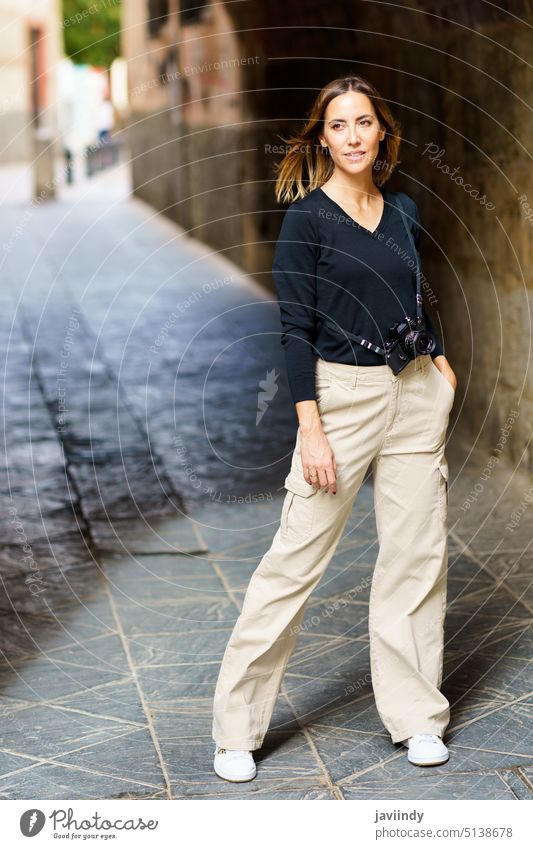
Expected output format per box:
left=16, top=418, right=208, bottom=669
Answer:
left=273, top=75, right=402, bottom=205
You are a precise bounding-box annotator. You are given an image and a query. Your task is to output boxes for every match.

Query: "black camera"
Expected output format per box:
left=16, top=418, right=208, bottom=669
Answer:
left=383, top=315, right=436, bottom=374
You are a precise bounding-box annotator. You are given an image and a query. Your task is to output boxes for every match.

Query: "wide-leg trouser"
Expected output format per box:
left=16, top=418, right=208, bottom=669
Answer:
left=212, top=353, right=455, bottom=749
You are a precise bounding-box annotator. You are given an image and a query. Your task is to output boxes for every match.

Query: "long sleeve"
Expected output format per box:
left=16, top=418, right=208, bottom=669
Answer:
left=410, top=198, right=444, bottom=359
left=422, top=304, right=444, bottom=358
left=272, top=204, right=319, bottom=403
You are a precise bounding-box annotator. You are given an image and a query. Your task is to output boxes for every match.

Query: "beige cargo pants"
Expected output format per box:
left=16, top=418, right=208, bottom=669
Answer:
left=212, top=353, right=454, bottom=748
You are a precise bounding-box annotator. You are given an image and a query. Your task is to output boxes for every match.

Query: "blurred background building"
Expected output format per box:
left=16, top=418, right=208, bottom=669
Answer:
left=0, top=0, right=126, bottom=192
left=0, top=0, right=63, bottom=164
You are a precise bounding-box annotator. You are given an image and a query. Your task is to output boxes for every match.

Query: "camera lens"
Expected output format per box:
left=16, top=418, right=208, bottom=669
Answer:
left=414, top=330, right=436, bottom=355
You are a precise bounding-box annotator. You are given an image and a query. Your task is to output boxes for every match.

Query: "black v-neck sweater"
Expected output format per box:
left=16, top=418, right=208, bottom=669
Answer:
left=272, top=186, right=444, bottom=403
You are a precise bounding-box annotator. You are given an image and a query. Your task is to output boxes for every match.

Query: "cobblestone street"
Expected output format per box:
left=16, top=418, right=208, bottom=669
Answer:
left=0, top=161, right=531, bottom=800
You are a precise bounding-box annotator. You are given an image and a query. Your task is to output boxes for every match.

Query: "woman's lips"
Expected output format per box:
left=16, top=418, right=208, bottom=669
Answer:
left=345, top=151, right=366, bottom=160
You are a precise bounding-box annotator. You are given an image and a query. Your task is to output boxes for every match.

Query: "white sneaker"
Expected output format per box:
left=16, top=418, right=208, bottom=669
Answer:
left=213, top=745, right=257, bottom=782
left=401, top=733, right=449, bottom=766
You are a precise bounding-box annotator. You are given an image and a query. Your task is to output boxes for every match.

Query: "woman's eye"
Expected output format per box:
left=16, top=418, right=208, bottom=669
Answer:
left=330, top=120, right=371, bottom=129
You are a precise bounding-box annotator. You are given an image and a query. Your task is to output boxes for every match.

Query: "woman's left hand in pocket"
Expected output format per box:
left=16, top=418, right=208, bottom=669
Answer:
left=432, top=355, right=457, bottom=391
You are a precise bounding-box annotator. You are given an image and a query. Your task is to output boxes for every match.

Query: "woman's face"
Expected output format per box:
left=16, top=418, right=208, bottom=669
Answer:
left=319, top=91, right=385, bottom=177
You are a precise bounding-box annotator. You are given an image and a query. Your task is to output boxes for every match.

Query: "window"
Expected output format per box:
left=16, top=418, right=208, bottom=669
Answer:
left=147, top=0, right=169, bottom=38
left=28, top=25, right=45, bottom=125
left=180, top=0, right=208, bottom=25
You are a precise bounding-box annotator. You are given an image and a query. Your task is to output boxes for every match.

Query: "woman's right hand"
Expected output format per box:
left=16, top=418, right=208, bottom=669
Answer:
left=295, top=401, right=337, bottom=493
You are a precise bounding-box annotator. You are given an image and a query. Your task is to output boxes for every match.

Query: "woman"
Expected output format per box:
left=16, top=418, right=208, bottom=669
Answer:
left=212, top=75, right=457, bottom=782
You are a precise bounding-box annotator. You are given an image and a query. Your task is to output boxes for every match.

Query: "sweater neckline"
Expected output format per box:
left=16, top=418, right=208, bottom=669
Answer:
left=316, top=186, right=391, bottom=237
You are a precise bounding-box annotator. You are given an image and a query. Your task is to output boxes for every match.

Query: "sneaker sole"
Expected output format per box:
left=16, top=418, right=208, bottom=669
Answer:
left=407, top=753, right=449, bottom=766
left=214, top=765, right=257, bottom=782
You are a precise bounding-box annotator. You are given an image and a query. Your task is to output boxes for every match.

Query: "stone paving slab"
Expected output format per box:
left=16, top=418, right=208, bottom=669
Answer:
left=90, top=516, right=207, bottom=554
left=340, top=770, right=517, bottom=800
left=0, top=763, right=166, bottom=800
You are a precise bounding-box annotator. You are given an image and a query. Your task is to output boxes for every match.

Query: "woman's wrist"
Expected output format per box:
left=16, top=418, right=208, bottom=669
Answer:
left=295, top=399, right=323, bottom=434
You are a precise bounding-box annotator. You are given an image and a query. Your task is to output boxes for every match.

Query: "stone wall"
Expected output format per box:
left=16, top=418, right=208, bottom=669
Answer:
left=128, top=111, right=287, bottom=279
left=426, top=20, right=532, bottom=467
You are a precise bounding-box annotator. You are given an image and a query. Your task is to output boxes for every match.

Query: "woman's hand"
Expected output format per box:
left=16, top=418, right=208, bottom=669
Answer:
left=295, top=401, right=337, bottom=493
left=432, top=355, right=457, bottom=392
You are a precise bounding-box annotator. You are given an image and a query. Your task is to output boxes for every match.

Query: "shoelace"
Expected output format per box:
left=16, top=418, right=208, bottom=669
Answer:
left=215, top=747, right=251, bottom=757
left=413, top=734, right=441, bottom=744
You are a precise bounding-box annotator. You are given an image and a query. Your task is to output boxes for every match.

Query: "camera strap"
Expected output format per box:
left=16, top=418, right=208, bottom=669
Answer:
left=318, top=192, right=423, bottom=357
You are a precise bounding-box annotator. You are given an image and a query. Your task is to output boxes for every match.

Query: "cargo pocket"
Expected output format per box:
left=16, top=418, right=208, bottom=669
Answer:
left=282, top=471, right=319, bottom=539
left=438, top=458, right=449, bottom=523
